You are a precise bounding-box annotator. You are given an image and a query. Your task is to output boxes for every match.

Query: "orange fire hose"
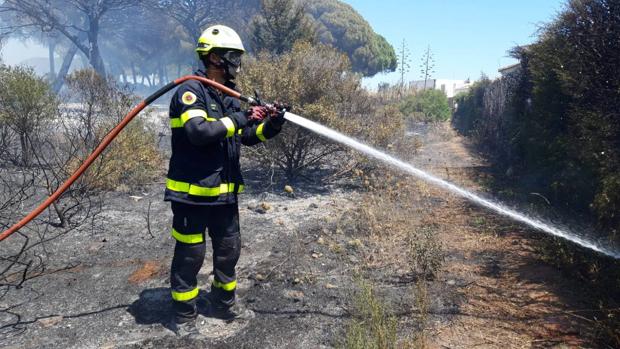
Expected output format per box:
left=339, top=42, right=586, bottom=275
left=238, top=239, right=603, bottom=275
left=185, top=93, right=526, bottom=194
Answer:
left=0, top=75, right=257, bottom=242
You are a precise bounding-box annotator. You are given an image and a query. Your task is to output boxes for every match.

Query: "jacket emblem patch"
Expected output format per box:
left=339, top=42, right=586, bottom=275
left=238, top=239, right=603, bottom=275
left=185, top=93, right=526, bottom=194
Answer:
left=182, top=92, right=197, bottom=105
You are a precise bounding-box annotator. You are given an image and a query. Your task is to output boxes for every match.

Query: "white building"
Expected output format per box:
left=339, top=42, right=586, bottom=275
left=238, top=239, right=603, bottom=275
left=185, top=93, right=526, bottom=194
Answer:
left=408, top=79, right=473, bottom=98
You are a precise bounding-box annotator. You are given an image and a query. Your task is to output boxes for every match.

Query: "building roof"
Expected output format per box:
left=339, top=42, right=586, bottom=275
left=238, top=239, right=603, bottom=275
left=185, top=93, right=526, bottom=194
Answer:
left=498, top=63, right=520, bottom=75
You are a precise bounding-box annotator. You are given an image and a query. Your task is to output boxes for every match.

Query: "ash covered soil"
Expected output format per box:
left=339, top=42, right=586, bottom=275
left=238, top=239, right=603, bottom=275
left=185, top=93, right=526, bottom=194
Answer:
left=0, top=177, right=366, bottom=348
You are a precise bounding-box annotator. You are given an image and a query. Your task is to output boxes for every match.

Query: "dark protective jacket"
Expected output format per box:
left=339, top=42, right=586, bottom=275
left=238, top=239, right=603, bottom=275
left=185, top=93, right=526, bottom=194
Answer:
left=165, top=70, right=281, bottom=205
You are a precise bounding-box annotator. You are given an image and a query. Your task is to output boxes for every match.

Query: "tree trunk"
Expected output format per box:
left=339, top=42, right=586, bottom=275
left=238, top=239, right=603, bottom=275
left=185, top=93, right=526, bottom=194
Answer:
left=159, top=62, right=164, bottom=86
left=120, top=67, right=127, bottom=84
left=131, top=63, right=137, bottom=84
left=53, top=44, right=79, bottom=93
left=48, top=41, right=56, bottom=79
left=52, top=202, right=67, bottom=228
left=19, top=133, right=29, bottom=167
left=87, top=18, right=106, bottom=76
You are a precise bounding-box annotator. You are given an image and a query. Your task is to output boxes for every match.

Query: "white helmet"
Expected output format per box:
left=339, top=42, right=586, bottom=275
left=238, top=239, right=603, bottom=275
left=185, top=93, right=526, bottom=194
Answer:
left=196, top=25, right=245, bottom=56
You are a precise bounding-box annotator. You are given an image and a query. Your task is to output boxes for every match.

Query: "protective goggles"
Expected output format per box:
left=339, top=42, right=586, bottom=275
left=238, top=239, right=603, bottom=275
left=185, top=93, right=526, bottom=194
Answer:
left=220, top=50, right=243, bottom=67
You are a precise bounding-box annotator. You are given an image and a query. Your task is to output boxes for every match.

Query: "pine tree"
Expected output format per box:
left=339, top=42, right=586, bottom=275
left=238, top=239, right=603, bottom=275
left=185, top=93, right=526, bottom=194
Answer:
left=250, top=0, right=316, bottom=54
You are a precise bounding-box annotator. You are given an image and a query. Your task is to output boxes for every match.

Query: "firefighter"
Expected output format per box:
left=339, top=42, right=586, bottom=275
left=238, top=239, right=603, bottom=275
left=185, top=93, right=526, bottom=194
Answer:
left=165, top=24, right=285, bottom=333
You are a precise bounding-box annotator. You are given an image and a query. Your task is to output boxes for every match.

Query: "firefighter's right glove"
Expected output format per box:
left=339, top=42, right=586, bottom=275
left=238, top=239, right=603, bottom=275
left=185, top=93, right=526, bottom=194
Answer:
left=246, top=106, right=267, bottom=122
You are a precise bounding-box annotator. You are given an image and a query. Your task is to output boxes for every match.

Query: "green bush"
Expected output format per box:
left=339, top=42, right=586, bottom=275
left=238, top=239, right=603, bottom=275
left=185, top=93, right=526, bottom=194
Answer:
left=63, top=70, right=162, bottom=191
left=0, top=65, right=57, bottom=166
left=409, top=226, right=443, bottom=279
left=399, top=89, right=451, bottom=122
left=240, top=41, right=403, bottom=180
left=452, top=0, right=620, bottom=242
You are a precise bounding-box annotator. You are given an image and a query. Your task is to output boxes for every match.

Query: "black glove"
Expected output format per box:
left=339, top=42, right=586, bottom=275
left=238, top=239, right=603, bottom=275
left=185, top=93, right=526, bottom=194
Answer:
left=267, top=102, right=289, bottom=128
left=229, top=111, right=249, bottom=129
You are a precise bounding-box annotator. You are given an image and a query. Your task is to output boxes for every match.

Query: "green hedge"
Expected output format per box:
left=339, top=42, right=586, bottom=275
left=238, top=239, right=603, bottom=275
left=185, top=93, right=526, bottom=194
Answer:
left=453, top=0, right=620, bottom=243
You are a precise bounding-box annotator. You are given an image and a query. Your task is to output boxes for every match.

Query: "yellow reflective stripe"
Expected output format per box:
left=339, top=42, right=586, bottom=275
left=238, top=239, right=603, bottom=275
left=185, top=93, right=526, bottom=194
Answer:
left=180, top=109, right=207, bottom=124
left=213, top=279, right=237, bottom=291
left=170, top=109, right=217, bottom=129
left=220, top=117, right=236, bottom=137
left=256, top=122, right=267, bottom=142
left=171, top=287, right=199, bottom=301
left=166, top=178, right=190, bottom=192
left=166, top=178, right=244, bottom=197
left=189, top=183, right=229, bottom=197
left=170, top=118, right=183, bottom=128
left=237, top=129, right=243, bottom=135
left=171, top=228, right=203, bottom=244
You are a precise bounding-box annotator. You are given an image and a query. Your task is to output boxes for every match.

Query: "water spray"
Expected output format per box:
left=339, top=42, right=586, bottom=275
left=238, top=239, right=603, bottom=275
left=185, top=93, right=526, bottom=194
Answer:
left=1, top=76, right=618, bottom=260
left=283, top=112, right=620, bottom=259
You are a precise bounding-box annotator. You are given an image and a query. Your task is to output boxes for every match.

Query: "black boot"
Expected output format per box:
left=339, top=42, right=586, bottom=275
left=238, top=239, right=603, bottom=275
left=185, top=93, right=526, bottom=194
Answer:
left=167, top=314, right=200, bottom=337
left=168, top=300, right=200, bottom=336
left=207, top=299, right=254, bottom=321
left=206, top=287, right=254, bottom=321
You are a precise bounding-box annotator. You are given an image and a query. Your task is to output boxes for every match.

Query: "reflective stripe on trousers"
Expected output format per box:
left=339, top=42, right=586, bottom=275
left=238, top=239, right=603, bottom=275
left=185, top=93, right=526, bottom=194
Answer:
left=171, top=228, right=203, bottom=244
left=212, top=279, right=237, bottom=291
left=171, top=287, right=199, bottom=302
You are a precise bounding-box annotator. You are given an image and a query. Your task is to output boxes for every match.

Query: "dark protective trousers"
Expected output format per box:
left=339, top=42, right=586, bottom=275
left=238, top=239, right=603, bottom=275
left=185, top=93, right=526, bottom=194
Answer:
left=169, top=201, right=241, bottom=319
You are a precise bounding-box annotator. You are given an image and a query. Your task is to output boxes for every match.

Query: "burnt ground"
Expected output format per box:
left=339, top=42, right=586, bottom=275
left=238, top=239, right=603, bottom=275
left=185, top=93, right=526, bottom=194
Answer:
left=1, top=122, right=617, bottom=348
left=0, top=176, right=364, bottom=348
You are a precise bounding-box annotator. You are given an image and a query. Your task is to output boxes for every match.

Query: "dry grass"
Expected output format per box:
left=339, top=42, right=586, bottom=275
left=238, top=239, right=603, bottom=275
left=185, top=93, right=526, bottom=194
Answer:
left=338, top=141, right=444, bottom=347
left=341, top=171, right=443, bottom=279
left=341, top=278, right=432, bottom=349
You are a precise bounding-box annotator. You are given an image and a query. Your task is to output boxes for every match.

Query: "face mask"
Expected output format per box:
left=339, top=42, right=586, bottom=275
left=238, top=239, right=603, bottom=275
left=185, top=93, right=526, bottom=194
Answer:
left=225, top=64, right=241, bottom=80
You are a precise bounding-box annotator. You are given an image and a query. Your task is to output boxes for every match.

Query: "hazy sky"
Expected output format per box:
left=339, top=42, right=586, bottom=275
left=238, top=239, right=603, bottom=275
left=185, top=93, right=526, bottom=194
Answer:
left=343, top=0, right=566, bottom=88
left=2, top=38, right=48, bottom=66
left=2, top=0, right=566, bottom=87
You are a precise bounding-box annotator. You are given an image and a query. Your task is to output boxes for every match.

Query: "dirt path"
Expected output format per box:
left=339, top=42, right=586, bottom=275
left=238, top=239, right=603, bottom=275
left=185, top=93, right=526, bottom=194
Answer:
left=410, top=125, right=597, bottom=348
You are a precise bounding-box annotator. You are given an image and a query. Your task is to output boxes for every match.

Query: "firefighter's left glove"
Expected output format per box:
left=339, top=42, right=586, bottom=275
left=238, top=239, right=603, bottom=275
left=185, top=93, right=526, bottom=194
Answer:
left=267, top=102, right=289, bottom=128
left=230, top=111, right=250, bottom=130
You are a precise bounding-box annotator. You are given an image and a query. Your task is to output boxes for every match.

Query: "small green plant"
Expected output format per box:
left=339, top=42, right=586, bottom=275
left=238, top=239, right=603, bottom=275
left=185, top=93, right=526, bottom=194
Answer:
left=406, top=280, right=430, bottom=348
left=471, top=216, right=487, bottom=227
left=342, top=279, right=398, bottom=349
left=409, top=226, right=443, bottom=279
